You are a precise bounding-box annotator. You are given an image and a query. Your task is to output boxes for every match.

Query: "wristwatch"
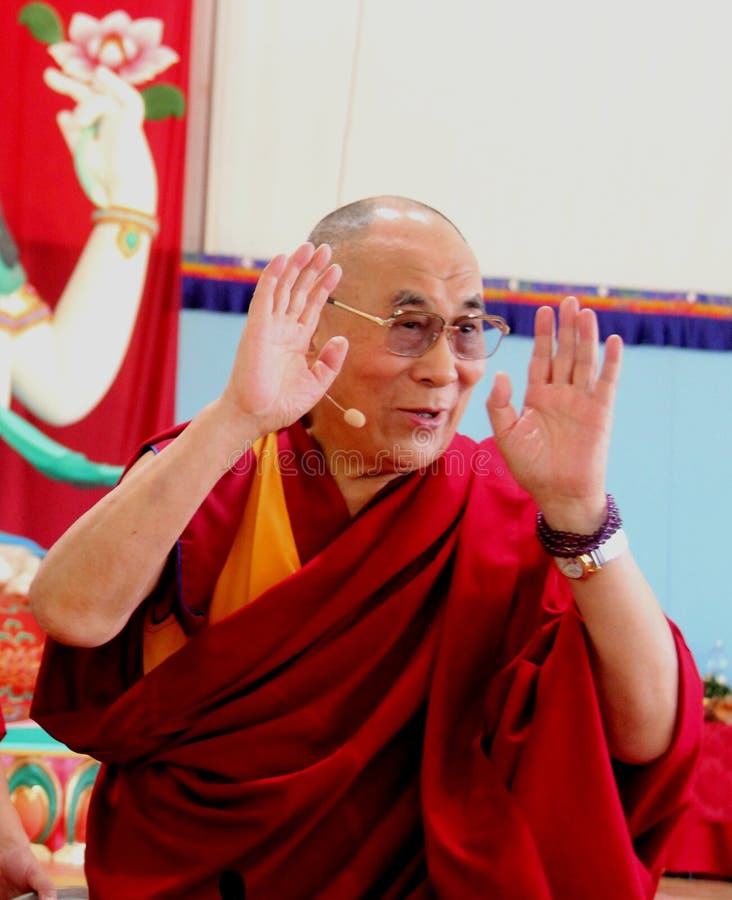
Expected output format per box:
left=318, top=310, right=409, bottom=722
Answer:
left=554, top=528, right=629, bottom=580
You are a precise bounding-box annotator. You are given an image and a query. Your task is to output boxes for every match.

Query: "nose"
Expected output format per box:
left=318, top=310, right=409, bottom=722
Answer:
left=409, top=329, right=459, bottom=386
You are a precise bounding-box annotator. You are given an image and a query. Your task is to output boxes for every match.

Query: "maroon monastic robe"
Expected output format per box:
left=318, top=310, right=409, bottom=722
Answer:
left=32, top=424, right=702, bottom=898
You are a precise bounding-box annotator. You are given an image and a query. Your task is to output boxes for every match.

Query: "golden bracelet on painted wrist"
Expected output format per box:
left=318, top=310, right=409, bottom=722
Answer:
left=91, top=205, right=160, bottom=257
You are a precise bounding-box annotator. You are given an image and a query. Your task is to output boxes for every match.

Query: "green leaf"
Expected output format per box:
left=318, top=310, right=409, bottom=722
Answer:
left=141, top=83, right=187, bottom=121
left=18, top=2, right=65, bottom=45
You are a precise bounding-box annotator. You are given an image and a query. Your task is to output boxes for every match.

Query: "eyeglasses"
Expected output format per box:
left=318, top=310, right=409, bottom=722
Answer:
left=326, top=297, right=510, bottom=360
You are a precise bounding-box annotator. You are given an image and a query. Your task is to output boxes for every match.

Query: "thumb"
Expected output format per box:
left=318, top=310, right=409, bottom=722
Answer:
left=310, top=336, right=348, bottom=391
left=29, top=865, right=58, bottom=900
left=56, top=110, right=79, bottom=154
left=486, top=371, right=518, bottom=438
left=92, top=65, right=145, bottom=120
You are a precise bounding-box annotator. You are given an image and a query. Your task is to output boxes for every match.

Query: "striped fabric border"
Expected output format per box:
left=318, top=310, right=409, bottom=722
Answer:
left=181, top=254, right=732, bottom=350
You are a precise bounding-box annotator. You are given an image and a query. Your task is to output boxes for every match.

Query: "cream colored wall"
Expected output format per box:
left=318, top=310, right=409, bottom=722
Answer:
left=204, top=0, right=361, bottom=259
left=201, top=0, right=732, bottom=294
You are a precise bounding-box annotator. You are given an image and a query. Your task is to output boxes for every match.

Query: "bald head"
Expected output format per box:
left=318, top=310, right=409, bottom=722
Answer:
left=305, top=196, right=485, bottom=486
left=307, top=196, right=466, bottom=253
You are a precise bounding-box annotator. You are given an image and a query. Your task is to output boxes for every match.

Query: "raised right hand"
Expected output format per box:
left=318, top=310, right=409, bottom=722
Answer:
left=219, top=242, right=347, bottom=437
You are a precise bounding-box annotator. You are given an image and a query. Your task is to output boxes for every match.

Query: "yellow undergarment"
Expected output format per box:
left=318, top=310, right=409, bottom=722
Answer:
left=143, top=432, right=301, bottom=672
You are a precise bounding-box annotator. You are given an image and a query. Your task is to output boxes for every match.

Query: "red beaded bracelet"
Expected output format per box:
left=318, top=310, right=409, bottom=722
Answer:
left=536, top=494, right=622, bottom=558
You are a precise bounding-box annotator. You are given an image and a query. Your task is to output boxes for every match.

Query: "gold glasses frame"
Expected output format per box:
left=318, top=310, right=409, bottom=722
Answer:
left=326, top=296, right=510, bottom=360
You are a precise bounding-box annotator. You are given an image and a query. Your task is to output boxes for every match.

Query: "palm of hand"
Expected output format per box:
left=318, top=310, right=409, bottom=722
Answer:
left=222, top=243, right=346, bottom=437
left=487, top=298, right=622, bottom=517
left=496, top=379, right=612, bottom=503
left=233, top=310, right=331, bottom=431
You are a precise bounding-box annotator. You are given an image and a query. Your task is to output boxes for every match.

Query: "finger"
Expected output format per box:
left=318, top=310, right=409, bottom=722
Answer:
left=56, top=109, right=81, bottom=153
left=72, top=93, right=114, bottom=128
left=288, top=243, right=332, bottom=317
left=485, top=371, right=518, bottom=439
left=272, top=243, right=315, bottom=313
left=310, top=335, right=349, bottom=389
left=43, top=67, right=91, bottom=102
left=552, top=296, right=579, bottom=383
left=595, top=333, right=623, bottom=407
left=527, top=306, right=554, bottom=384
left=36, top=883, right=58, bottom=900
left=92, top=65, right=143, bottom=108
left=249, top=254, right=287, bottom=316
left=572, top=307, right=599, bottom=390
left=300, top=263, right=342, bottom=330
left=28, top=864, right=58, bottom=900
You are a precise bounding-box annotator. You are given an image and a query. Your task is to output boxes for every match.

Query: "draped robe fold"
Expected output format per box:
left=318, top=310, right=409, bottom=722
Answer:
left=31, top=423, right=702, bottom=899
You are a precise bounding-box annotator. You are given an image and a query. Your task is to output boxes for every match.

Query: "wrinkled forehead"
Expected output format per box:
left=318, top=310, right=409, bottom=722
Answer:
left=332, top=215, right=482, bottom=309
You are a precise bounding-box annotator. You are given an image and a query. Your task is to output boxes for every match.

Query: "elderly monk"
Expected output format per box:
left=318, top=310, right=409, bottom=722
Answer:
left=29, top=197, right=701, bottom=899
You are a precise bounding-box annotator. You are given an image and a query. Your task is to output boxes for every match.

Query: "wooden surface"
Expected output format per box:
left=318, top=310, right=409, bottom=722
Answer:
left=658, top=877, right=732, bottom=898
left=39, top=860, right=86, bottom=888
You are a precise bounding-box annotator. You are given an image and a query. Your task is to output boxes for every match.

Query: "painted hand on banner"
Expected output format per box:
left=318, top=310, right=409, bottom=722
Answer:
left=6, top=65, right=160, bottom=427
left=44, top=65, right=157, bottom=214
left=486, top=296, right=622, bottom=532
left=222, top=243, right=348, bottom=437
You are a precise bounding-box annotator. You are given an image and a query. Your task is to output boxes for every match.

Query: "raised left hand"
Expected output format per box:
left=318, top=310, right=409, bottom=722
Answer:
left=486, top=296, right=622, bottom=532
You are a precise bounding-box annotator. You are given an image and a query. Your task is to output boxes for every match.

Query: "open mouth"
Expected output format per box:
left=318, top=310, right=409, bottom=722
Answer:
left=400, top=408, right=446, bottom=426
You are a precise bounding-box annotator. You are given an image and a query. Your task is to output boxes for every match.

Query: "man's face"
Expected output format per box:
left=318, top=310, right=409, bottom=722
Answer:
left=308, top=208, right=486, bottom=476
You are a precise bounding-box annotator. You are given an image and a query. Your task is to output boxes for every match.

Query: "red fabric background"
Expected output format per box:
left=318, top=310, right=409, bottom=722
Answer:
left=0, top=0, right=191, bottom=547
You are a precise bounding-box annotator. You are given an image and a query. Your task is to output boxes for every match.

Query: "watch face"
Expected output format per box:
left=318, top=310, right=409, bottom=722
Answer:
left=556, top=556, right=586, bottom=579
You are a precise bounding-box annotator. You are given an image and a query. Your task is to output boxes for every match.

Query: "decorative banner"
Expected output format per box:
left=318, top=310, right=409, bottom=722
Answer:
left=482, top=279, right=732, bottom=352
left=182, top=254, right=732, bottom=352
left=0, top=1, right=191, bottom=547
left=2, top=720, right=98, bottom=857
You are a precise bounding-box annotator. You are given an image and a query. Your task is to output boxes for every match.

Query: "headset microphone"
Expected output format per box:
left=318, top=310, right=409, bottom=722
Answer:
left=324, top=393, right=367, bottom=428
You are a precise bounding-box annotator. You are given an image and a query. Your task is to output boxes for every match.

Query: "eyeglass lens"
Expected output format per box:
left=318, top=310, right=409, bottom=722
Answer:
left=388, top=313, right=502, bottom=359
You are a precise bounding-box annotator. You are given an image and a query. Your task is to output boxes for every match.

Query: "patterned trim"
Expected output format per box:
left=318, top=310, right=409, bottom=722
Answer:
left=180, top=253, right=732, bottom=349
left=7, top=755, right=62, bottom=844
left=0, top=284, right=51, bottom=333
left=182, top=253, right=263, bottom=284
left=64, top=757, right=100, bottom=845
left=181, top=254, right=732, bottom=318
left=482, top=279, right=732, bottom=320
